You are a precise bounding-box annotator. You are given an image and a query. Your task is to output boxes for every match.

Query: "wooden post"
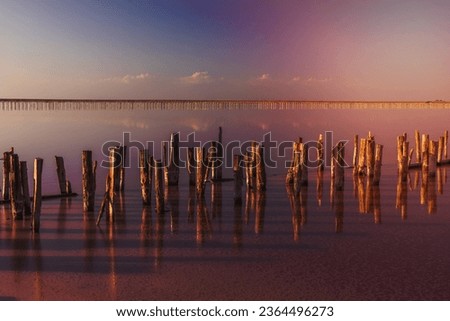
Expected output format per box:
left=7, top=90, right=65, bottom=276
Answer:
left=55, top=156, right=67, bottom=195
left=209, top=141, right=218, bottom=181
left=399, top=141, right=409, bottom=182
left=82, top=150, right=96, bottom=212
left=9, top=154, right=23, bottom=220
left=285, top=141, right=296, bottom=185
left=429, top=140, right=437, bottom=177
left=438, top=136, right=444, bottom=164
left=373, top=144, right=383, bottom=185
left=187, top=147, right=196, bottom=186
left=256, top=144, right=266, bottom=191
left=366, top=137, right=375, bottom=177
left=445, top=130, right=448, bottom=159
left=195, top=147, right=206, bottom=197
left=415, top=130, right=421, bottom=163
left=245, top=151, right=253, bottom=189
left=318, top=134, right=324, bottom=172
left=292, top=142, right=302, bottom=191
left=357, top=138, right=367, bottom=176
left=300, top=143, right=308, bottom=187
left=233, top=155, right=243, bottom=205
left=32, top=158, right=43, bottom=232
left=139, top=149, right=152, bottom=205
left=108, top=147, right=121, bottom=220
left=421, top=134, right=429, bottom=173
left=396, top=135, right=405, bottom=168
left=335, top=141, right=345, bottom=191
left=154, top=159, right=164, bottom=213
left=352, top=135, right=358, bottom=176
left=165, top=133, right=180, bottom=186
left=20, top=161, right=32, bottom=216
left=2, top=149, right=13, bottom=201
left=96, top=176, right=111, bottom=225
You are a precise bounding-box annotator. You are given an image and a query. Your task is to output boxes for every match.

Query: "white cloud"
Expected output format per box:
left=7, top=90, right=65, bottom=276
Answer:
left=101, top=72, right=150, bottom=84
left=292, top=76, right=302, bottom=82
left=257, top=73, right=270, bottom=81
left=180, top=71, right=211, bottom=84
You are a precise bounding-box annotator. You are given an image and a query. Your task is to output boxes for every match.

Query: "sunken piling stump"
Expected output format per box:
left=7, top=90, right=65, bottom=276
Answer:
left=208, top=141, right=219, bottom=181
left=334, top=141, right=345, bottom=191
left=285, top=141, right=296, bottom=185
left=398, top=140, right=409, bottom=182
left=154, top=159, right=165, bottom=213
left=139, top=149, right=152, bottom=206
left=187, top=147, right=196, bottom=186
left=32, top=158, right=43, bottom=233
left=108, top=147, right=121, bottom=220
left=9, top=154, right=23, bottom=220
left=244, top=151, right=253, bottom=189
left=421, top=134, right=430, bottom=173
left=20, top=161, right=32, bottom=216
left=445, top=130, right=449, bottom=159
left=438, top=136, right=444, bottom=164
left=216, top=126, right=223, bottom=180
left=82, top=150, right=96, bottom=212
left=96, top=176, right=112, bottom=225
left=233, top=155, right=244, bottom=205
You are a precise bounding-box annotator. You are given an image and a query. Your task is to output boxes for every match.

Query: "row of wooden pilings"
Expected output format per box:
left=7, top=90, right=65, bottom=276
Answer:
left=1, top=148, right=43, bottom=232
left=95, top=128, right=267, bottom=225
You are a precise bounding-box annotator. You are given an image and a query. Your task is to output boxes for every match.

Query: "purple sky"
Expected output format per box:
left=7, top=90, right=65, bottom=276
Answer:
left=1, top=0, right=449, bottom=100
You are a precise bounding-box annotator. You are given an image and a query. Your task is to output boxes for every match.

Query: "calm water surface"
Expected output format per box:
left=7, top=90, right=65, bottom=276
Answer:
left=0, top=100, right=449, bottom=300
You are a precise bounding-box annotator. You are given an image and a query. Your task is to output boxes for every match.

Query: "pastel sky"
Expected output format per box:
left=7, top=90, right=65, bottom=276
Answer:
left=0, top=0, right=449, bottom=100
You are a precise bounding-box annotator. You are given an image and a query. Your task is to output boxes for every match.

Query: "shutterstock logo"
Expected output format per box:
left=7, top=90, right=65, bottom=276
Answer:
left=100, top=131, right=349, bottom=169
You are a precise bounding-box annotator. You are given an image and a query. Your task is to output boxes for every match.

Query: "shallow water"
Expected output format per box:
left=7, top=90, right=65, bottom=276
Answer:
left=0, top=101, right=449, bottom=300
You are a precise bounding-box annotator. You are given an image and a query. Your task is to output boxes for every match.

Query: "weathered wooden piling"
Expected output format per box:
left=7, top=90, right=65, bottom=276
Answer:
left=445, top=130, right=448, bottom=159
left=429, top=140, right=437, bottom=176
left=334, top=141, right=345, bottom=191
left=398, top=140, right=409, bottom=182
left=421, top=134, right=430, bottom=173
left=357, top=138, right=367, bottom=176
left=233, top=155, right=243, bottom=205
left=209, top=141, right=219, bottom=181
left=286, top=141, right=296, bottom=185
left=300, top=143, right=308, bottom=187
left=438, top=136, right=444, bottom=164
left=165, top=133, right=180, bottom=186
left=373, top=144, right=383, bottom=185
left=154, top=159, right=164, bottom=213
left=20, top=161, right=31, bottom=216
left=187, top=147, right=196, bottom=186
left=108, top=147, right=121, bottom=220
left=318, top=134, right=324, bottom=172
left=195, top=147, right=206, bottom=197
left=216, top=127, right=223, bottom=180
left=415, top=130, right=421, bottom=163
left=396, top=175, right=408, bottom=220
left=256, top=144, right=266, bottom=191
left=2, top=148, right=13, bottom=201
left=139, top=149, right=152, bottom=205
left=55, top=156, right=69, bottom=195
left=32, top=158, right=43, bottom=232
left=9, top=154, right=23, bottom=220
left=352, top=135, right=358, bottom=176
left=366, top=137, right=375, bottom=177
left=96, top=176, right=111, bottom=225
left=82, top=150, right=96, bottom=212
left=245, top=151, right=253, bottom=189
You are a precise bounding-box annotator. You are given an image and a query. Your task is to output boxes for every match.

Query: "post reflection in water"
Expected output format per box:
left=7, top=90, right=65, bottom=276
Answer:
left=427, top=175, right=437, bottom=214
left=418, top=168, right=439, bottom=215
left=286, top=185, right=307, bottom=241
left=32, top=235, right=43, bottom=300
left=354, top=175, right=381, bottom=222
left=187, top=185, right=195, bottom=223
left=166, top=186, right=180, bottom=234
left=155, top=207, right=165, bottom=267
left=316, top=170, right=323, bottom=206
left=334, top=189, right=344, bottom=233
left=140, top=206, right=153, bottom=256
left=196, top=196, right=211, bottom=245
left=233, top=193, right=243, bottom=248
left=254, top=191, right=266, bottom=234
left=83, top=210, right=96, bottom=273
left=396, top=174, right=408, bottom=220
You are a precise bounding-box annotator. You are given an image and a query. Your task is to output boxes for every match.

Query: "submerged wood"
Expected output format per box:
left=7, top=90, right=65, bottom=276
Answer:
left=96, top=175, right=111, bottom=225
left=119, top=146, right=127, bottom=191
left=438, top=136, right=444, bottom=164
left=429, top=140, right=437, bottom=176
left=399, top=141, right=409, bottom=182
left=256, top=144, right=266, bottom=191
left=245, top=152, right=253, bottom=189
left=366, top=137, right=375, bottom=177
left=20, top=161, right=32, bottom=216
left=32, top=158, right=43, bottom=233
left=334, top=141, right=345, bottom=191
left=285, top=141, right=296, bottom=185
left=357, top=138, right=367, bottom=176
left=108, top=147, right=121, bottom=220
left=195, top=147, right=206, bottom=197
left=55, top=156, right=68, bottom=195
left=317, top=134, right=324, bottom=172
left=421, top=134, right=430, bottom=172
left=445, top=130, right=449, bottom=159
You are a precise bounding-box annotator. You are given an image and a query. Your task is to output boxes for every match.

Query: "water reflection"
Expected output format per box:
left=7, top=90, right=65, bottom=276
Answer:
left=354, top=175, right=381, bottom=222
